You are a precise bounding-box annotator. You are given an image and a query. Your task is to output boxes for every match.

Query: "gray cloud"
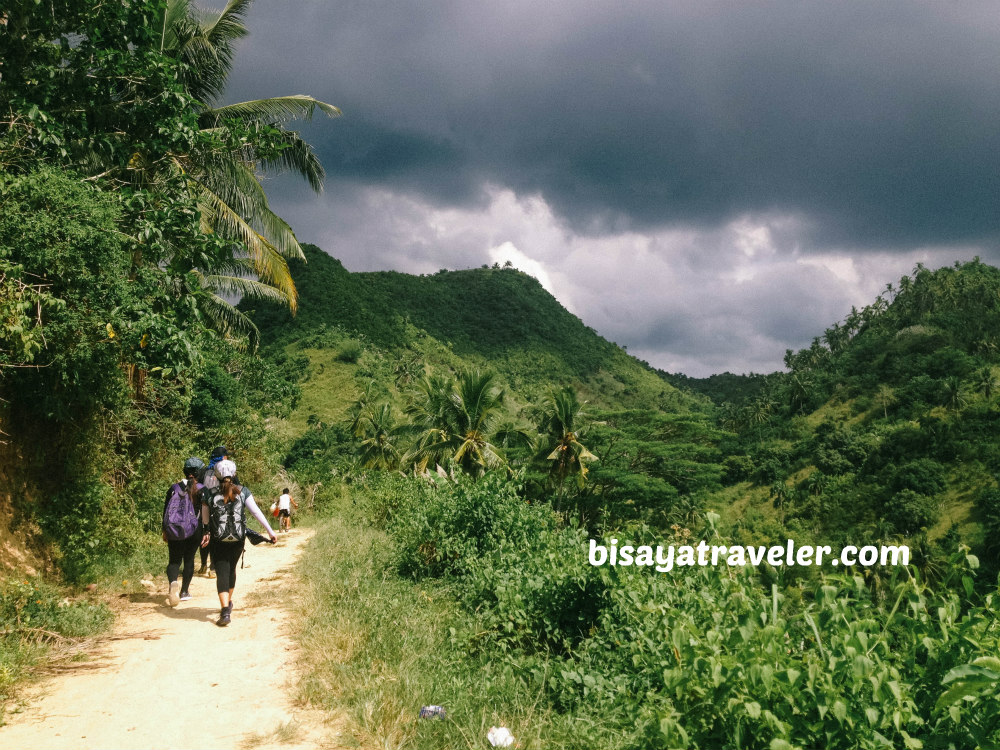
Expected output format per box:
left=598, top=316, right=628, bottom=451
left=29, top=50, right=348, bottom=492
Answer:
left=233, top=0, right=1000, bottom=246
left=226, top=1, right=1000, bottom=374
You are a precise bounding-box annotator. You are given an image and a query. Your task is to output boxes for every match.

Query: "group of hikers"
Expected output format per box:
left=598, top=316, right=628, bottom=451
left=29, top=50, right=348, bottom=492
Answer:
left=160, top=446, right=296, bottom=627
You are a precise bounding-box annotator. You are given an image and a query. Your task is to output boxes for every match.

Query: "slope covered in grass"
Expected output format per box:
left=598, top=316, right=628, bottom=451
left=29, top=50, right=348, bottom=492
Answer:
left=248, top=244, right=697, bottom=412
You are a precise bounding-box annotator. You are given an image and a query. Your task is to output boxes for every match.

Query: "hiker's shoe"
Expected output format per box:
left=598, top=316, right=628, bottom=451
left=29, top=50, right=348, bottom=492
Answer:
left=206, top=569, right=216, bottom=579
left=179, top=592, right=192, bottom=602
left=168, top=580, right=180, bottom=607
left=196, top=564, right=207, bottom=576
left=216, top=606, right=231, bottom=627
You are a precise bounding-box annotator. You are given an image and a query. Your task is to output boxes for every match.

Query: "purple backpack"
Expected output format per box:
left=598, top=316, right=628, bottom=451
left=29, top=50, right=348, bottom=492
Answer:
left=162, top=482, right=201, bottom=540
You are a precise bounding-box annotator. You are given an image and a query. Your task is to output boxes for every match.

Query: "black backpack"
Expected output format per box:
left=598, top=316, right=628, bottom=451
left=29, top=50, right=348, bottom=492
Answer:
left=206, top=487, right=248, bottom=542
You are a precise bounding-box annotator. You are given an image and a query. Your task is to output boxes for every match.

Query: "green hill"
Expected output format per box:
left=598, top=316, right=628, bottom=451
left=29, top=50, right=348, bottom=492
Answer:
left=710, top=259, right=1000, bottom=559
left=248, top=244, right=697, bottom=413
left=252, top=249, right=1000, bottom=564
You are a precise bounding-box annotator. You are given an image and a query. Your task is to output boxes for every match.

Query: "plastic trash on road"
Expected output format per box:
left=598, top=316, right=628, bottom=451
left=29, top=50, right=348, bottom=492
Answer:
left=419, top=705, right=447, bottom=719
left=487, top=726, right=515, bottom=747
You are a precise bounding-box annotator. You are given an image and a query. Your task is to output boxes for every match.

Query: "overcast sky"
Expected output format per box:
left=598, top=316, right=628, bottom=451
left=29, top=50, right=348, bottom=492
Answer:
left=226, top=0, right=1000, bottom=377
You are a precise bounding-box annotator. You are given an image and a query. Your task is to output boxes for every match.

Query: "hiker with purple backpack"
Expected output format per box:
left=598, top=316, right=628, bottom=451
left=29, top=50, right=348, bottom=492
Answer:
left=161, top=457, right=207, bottom=606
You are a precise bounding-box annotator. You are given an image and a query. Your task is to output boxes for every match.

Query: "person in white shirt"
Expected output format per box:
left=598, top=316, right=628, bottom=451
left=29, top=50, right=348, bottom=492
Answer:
left=277, top=488, right=298, bottom=532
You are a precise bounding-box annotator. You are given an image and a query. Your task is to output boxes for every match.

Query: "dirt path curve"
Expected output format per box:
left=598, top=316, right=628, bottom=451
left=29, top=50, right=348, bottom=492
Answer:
left=0, top=528, right=350, bottom=750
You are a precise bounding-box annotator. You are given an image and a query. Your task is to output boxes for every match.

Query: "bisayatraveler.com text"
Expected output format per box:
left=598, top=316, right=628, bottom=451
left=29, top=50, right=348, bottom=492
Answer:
left=588, top=538, right=909, bottom=572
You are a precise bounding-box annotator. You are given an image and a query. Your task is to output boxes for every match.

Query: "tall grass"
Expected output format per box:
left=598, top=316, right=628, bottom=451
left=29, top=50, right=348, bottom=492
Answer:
left=0, top=576, right=112, bottom=717
left=292, top=514, right=588, bottom=750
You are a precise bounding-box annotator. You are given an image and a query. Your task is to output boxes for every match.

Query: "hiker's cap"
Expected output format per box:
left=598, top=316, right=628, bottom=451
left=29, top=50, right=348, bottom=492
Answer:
left=210, top=446, right=229, bottom=460
left=183, top=456, right=205, bottom=474
left=214, top=459, right=237, bottom=480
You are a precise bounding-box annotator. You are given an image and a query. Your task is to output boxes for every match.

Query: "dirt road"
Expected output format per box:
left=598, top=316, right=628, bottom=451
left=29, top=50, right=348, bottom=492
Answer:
left=0, top=528, right=353, bottom=750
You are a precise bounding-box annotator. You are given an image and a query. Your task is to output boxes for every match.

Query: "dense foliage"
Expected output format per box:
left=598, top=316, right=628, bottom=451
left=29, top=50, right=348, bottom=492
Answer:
left=0, top=0, right=320, bottom=581
left=348, top=474, right=1000, bottom=749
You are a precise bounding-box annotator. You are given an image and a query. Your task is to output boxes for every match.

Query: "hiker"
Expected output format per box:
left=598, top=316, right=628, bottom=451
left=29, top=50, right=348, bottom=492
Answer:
left=196, top=446, right=234, bottom=578
left=162, top=457, right=206, bottom=606
left=200, top=459, right=277, bottom=626
left=277, top=487, right=298, bottom=532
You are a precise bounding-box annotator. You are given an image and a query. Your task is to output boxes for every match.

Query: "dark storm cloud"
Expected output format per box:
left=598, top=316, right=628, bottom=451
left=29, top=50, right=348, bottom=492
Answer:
left=223, top=1, right=1000, bottom=376
left=230, top=0, right=1000, bottom=248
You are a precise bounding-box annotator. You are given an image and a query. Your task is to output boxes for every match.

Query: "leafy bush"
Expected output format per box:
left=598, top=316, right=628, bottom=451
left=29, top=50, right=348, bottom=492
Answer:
left=884, top=489, right=938, bottom=534
left=722, top=455, right=754, bottom=483
left=40, top=478, right=145, bottom=583
left=889, top=458, right=948, bottom=497
left=190, top=364, right=240, bottom=428
left=389, top=473, right=552, bottom=579
left=549, top=543, right=999, bottom=750
left=464, top=524, right=606, bottom=650
left=335, top=341, right=364, bottom=364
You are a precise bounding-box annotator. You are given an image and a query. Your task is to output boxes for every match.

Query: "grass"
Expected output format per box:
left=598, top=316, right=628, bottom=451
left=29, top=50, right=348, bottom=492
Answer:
left=291, top=506, right=578, bottom=750
left=241, top=720, right=302, bottom=749
left=0, top=574, right=113, bottom=722
left=277, top=346, right=360, bottom=440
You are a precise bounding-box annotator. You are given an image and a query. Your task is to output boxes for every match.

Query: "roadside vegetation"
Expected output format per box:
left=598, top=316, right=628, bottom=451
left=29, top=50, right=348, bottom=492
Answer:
left=0, top=0, right=333, bottom=708
left=3, top=1, right=1000, bottom=746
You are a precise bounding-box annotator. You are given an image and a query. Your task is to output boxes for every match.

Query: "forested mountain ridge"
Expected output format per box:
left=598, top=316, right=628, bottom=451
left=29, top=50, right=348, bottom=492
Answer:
left=247, top=244, right=697, bottom=412
left=710, top=258, right=1000, bottom=557
left=256, top=250, right=1000, bottom=566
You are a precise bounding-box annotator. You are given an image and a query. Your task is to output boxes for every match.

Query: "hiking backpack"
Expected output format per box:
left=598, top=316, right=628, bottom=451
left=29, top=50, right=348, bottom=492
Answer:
left=206, top=487, right=248, bottom=542
left=162, top=481, right=201, bottom=541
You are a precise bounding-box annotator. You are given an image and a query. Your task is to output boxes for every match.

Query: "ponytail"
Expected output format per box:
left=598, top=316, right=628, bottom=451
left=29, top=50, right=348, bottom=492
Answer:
left=222, top=476, right=243, bottom=503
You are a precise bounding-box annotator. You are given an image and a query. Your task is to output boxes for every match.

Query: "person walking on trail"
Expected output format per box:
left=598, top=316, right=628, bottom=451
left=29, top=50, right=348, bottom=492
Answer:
left=277, top=488, right=298, bottom=532
left=200, top=459, right=276, bottom=627
left=162, top=457, right=206, bottom=607
left=196, top=446, right=237, bottom=578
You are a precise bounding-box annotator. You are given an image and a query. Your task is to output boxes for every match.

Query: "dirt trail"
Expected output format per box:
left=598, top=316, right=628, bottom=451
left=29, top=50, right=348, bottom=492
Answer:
left=0, top=528, right=353, bottom=750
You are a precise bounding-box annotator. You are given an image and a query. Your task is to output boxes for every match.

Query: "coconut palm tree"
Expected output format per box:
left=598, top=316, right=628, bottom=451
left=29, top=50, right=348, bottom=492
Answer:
left=357, top=403, right=407, bottom=471
left=407, top=371, right=527, bottom=477
left=942, top=376, right=967, bottom=412
left=535, top=386, right=597, bottom=496
left=157, top=0, right=340, bottom=341
left=975, top=368, right=998, bottom=404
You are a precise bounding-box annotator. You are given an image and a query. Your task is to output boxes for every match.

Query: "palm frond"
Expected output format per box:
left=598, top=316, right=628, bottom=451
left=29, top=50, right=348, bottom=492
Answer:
left=258, top=128, right=328, bottom=192
left=193, top=157, right=304, bottom=258
left=206, top=95, right=340, bottom=125
left=160, top=0, right=192, bottom=53
left=202, top=274, right=291, bottom=304
left=198, top=292, right=259, bottom=351
left=200, top=0, right=253, bottom=48
left=198, top=189, right=298, bottom=308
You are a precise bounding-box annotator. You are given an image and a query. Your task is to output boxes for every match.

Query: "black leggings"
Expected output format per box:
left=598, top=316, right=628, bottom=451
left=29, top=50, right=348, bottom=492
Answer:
left=166, top=535, right=200, bottom=593
left=210, top=540, right=245, bottom=594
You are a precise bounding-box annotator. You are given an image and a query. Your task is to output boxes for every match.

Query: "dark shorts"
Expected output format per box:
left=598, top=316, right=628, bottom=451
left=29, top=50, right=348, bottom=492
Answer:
left=279, top=509, right=290, bottom=518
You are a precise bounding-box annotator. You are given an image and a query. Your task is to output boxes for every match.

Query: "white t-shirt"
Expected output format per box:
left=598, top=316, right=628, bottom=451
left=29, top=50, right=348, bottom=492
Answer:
left=278, top=493, right=291, bottom=511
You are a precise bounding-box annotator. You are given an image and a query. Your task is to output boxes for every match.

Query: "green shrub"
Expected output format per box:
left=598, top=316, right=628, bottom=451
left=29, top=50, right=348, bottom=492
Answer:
left=336, top=341, right=363, bottom=364
left=389, top=473, right=551, bottom=579
left=722, top=455, right=754, bottom=483
left=41, top=479, right=145, bottom=583
left=463, top=524, right=606, bottom=651
left=190, top=364, right=240, bottom=428
left=884, top=489, right=938, bottom=534
left=890, top=458, right=948, bottom=496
